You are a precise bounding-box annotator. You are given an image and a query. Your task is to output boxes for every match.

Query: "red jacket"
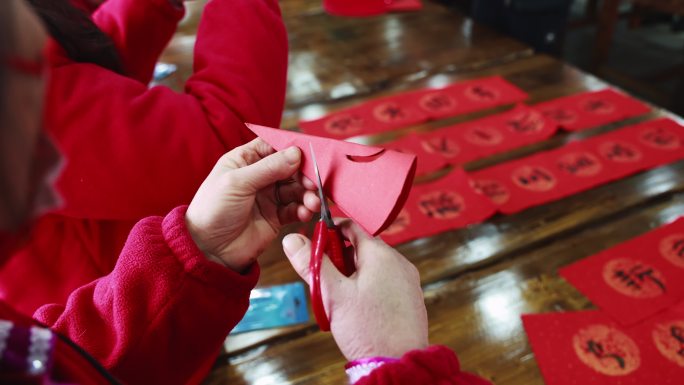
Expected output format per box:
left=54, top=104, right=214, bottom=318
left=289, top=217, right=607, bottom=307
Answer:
left=48, top=0, right=288, bottom=219
left=1, top=206, right=258, bottom=385
left=357, top=346, right=492, bottom=385
left=0, top=0, right=287, bottom=315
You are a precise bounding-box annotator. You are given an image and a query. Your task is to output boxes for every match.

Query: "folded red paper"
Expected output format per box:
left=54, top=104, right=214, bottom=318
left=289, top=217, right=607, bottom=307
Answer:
left=379, top=168, right=497, bottom=245
left=382, top=104, right=558, bottom=175
left=560, top=217, right=684, bottom=326
left=246, top=123, right=417, bottom=235
left=470, top=118, right=684, bottom=214
left=523, top=310, right=680, bottom=385
left=534, top=89, right=650, bottom=132
left=299, top=76, right=528, bottom=139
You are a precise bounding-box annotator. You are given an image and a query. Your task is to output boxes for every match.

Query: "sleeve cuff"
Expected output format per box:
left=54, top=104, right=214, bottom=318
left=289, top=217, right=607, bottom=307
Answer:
left=161, top=206, right=260, bottom=295
left=356, top=346, right=491, bottom=384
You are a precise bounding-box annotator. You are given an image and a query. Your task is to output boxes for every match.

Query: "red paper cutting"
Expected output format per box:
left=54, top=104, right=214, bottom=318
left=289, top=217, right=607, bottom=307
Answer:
left=408, top=76, right=528, bottom=120
left=382, top=105, right=558, bottom=175
left=385, top=0, right=423, bottom=12
left=522, top=310, right=672, bottom=385
left=470, top=118, right=684, bottom=214
left=299, top=76, right=528, bottom=139
left=630, top=309, right=684, bottom=377
left=534, top=89, right=650, bottom=132
left=560, top=217, right=684, bottom=326
left=379, top=168, right=497, bottom=245
left=245, top=123, right=417, bottom=235
left=300, top=94, right=427, bottom=139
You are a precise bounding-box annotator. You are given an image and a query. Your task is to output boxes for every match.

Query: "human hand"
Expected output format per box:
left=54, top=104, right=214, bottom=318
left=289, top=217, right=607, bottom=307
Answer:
left=186, top=138, right=320, bottom=272
left=282, top=221, right=428, bottom=360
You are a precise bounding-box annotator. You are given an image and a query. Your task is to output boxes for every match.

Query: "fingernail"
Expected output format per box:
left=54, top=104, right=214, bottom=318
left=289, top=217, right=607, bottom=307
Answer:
left=284, top=147, right=300, bottom=165
left=282, top=234, right=305, bottom=255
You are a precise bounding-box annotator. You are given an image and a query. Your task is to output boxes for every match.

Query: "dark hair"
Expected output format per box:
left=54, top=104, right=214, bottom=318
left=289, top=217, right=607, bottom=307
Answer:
left=26, top=0, right=123, bottom=73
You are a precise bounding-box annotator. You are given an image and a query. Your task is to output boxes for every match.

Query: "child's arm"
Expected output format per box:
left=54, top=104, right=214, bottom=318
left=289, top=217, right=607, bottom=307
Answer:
left=33, top=206, right=258, bottom=385
left=47, top=0, right=286, bottom=219
left=90, top=0, right=185, bottom=83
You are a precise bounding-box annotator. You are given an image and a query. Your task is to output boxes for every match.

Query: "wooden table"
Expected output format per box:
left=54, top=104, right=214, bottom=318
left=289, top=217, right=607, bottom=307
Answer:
left=159, top=1, right=684, bottom=384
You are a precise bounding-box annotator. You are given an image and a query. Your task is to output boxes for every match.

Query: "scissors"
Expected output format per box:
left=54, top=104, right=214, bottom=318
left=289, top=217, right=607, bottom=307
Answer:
left=309, top=143, right=356, bottom=331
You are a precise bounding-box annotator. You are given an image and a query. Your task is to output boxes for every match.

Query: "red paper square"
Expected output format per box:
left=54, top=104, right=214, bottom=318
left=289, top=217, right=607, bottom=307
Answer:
left=470, top=118, right=684, bottom=214
left=299, top=76, right=528, bottom=139
left=589, top=118, right=684, bottom=174
left=441, top=104, right=557, bottom=159
left=382, top=133, right=450, bottom=176
left=469, top=142, right=589, bottom=214
left=299, top=95, right=427, bottom=139
left=560, top=218, right=684, bottom=326
left=629, top=308, right=684, bottom=380
left=379, top=169, right=497, bottom=245
left=523, top=310, right=674, bottom=385
left=385, top=0, right=423, bottom=12
left=381, top=105, right=557, bottom=175
left=444, top=76, right=528, bottom=116
left=534, top=89, right=650, bottom=132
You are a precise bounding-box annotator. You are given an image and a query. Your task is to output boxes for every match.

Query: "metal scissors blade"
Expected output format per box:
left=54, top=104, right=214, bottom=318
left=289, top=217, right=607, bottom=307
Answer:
left=309, top=143, right=334, bottom=227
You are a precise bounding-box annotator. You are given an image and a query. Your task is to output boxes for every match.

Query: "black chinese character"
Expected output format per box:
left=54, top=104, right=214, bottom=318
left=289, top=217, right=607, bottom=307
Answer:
left=470, top=86, right=496, bottom=100
left=516, top=168, right=553, bottom=185
left=543, top=109, right=574, bottom=122
left=671, top=326, right=684, bottom=356
left=672, top=239, right=684, bottom=258
left=559, top=155, right=596, bottom=174
left=643, top=128, right=676, bottom=147
left=425, top=137, right=455, bottom=155
left=584, top=100, right=611, bottom=113
left=330, top=115, right=361, bottom=132
left=604, top=144, right=637, bottom=160
left=507, top=114, right=539, bottom=133
left=586, top=340, right=626, bottom=369
left=424, top=95, right=451, bottom=111
left=380, top=106, right=405, bottom=120
left=613, top=264, right=666, bottom=293
left=419, top=193, right=462, bottom=218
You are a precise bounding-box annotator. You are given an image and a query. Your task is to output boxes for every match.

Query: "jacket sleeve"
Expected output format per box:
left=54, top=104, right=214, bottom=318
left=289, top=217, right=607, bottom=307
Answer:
left=47, top=0, right=288, bottom=220
left=33, top=206, right=259, bottom=385
left=356, top=346, right=492, bottom=385
left=90, top=0, right=185, bottom=83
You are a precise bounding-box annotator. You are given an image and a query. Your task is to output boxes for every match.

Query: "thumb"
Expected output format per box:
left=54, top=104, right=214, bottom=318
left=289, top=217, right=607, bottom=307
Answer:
left=282, top=233, right=344, bottom=286
left=234, top=146, right=301, bottom=193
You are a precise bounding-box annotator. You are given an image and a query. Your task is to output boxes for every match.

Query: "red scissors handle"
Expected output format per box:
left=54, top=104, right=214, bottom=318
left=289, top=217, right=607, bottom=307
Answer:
left=310, top=221, right=355, bottom=331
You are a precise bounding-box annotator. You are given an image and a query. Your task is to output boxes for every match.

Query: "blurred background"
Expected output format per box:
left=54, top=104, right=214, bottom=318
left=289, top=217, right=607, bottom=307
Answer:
left=441, top=0, right=684, bottom=115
